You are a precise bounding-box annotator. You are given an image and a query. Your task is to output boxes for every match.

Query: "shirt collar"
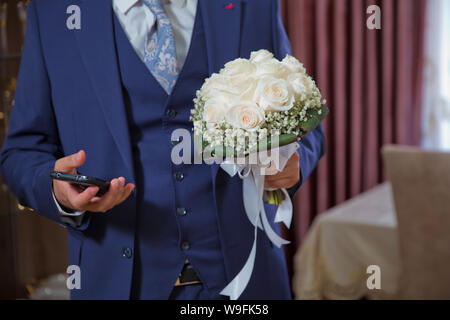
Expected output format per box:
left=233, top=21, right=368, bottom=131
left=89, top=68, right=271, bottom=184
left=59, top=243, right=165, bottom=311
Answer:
left=114, top=0, right=140, bottom=14
left=115, top=0, right=187, bottom=14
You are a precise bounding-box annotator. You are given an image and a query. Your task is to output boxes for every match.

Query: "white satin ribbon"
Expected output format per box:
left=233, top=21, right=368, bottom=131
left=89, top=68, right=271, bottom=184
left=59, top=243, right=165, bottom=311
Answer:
left=219, top=142, right=299, bottom=300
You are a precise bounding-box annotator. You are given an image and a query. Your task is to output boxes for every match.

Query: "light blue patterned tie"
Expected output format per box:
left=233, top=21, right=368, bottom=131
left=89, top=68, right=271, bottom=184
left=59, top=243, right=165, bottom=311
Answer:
left=142, top=0, right=179, bottom=94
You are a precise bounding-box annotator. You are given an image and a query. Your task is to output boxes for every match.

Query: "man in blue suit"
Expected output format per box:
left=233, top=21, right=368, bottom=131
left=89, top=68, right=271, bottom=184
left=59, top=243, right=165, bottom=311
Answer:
left=0, top=0, right=325, bottom=299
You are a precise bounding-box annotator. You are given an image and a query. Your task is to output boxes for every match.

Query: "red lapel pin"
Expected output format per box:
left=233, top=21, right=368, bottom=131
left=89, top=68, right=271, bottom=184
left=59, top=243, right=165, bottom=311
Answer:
left=225, top=2, right=233, bottom=9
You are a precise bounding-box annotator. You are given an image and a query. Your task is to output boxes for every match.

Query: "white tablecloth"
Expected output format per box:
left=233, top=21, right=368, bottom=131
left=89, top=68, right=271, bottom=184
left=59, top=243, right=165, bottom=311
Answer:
left=293, top=183, right=401, bottom=300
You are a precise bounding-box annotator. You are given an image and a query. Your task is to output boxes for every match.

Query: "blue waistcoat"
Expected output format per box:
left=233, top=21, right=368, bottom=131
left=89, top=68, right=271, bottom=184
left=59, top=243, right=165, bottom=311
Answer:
left=113, top=7, right=227, bottom=299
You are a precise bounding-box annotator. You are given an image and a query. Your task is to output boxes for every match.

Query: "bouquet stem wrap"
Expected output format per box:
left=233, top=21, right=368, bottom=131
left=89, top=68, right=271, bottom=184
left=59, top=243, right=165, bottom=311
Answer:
left=219, top=142, right=299, bottom=300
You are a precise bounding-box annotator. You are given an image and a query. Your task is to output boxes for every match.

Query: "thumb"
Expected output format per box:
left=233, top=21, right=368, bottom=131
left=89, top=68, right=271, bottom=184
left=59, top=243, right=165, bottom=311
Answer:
left=54, top=150, right=86, bottom=173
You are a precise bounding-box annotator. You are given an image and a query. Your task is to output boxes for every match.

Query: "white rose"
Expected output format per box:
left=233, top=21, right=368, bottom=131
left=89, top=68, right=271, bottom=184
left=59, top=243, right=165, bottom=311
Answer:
left=255, top=59, right=289, bottom=79
left=287, top=73, right=314, bottom=98
left=203, top=98, right=229, bottom=124
left=201, top=74, right=239, bottom=101
left=221, top=58, right=257, bottom=78
left=254, top=77, right=295, bottom=111
left=282, top=55, right=306, bottom=74
left=226, top=101, right=265, bottom=131
left=230, top=77, right=258, bottom=101
left=250, top=49, right=274, bottom=64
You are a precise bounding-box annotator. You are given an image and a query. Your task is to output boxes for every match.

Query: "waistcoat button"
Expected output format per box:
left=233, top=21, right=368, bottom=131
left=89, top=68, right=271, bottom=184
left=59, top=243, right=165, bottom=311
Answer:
left=122, top=247, right=133, bottom=259
left=177, top=207, right=187, bottom=216
left=174, top=171, right=184, bottom=181
left=181, top=241, right=191, bottom=251
left=166, top=109, right=177, bottom=119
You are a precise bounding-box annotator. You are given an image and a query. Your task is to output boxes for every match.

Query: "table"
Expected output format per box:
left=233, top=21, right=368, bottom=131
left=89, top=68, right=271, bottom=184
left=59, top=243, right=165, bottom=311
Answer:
left=293, top=183, right=401, bottom=299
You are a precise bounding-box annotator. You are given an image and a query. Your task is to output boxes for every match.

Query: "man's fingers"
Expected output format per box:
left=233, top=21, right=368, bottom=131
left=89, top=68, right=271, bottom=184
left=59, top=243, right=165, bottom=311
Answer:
left=90, top=178, right=125, bottom=212
left=88, top=181, right=134, bottom=210
left=54, top=150, right=86, bottom=173
left=89, top=196, right=103, bottom=203
left=70, top=185, right=99, bottom=209
left=64, top=181, right=88, bottom=199
left=60, top=175, right=134, bottom=212
left=111, top=177, right=126, bottom=205
left=54, top=171, right=134, bottom=212
left=264, top=152, right=300, bottom=189
left=118, top=183, right=135, bottom=203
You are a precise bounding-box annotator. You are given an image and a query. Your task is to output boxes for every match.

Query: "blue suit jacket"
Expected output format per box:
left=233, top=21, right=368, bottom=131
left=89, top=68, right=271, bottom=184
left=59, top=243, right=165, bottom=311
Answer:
left=0, top=0, right=325, bottom=299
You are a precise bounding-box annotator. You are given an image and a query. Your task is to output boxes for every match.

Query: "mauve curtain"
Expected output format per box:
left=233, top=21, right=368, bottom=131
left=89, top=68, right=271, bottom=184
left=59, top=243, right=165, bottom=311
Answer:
left=280, top=0, right=427, bottom=277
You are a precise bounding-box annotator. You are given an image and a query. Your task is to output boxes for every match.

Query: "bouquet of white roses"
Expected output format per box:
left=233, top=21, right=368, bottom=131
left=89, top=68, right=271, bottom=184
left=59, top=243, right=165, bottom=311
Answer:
left=191, top=49, right=327, bottom=157
left=190, top=50, right=328, bottom=300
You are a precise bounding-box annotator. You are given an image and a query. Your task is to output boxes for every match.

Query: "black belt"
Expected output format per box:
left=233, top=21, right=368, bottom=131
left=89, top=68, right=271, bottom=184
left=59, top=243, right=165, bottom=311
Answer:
left=174, top=262, right=202, bottom=287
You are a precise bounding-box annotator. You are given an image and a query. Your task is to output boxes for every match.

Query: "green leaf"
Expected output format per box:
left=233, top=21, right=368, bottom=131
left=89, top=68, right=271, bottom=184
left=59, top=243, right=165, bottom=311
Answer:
left=198, top=105, right=329, bottom=158
left=264, top=190, right=276, bottom=204
left=252, top=134, right=298, bottom=152
left=298, top=105, right=329, bottom=132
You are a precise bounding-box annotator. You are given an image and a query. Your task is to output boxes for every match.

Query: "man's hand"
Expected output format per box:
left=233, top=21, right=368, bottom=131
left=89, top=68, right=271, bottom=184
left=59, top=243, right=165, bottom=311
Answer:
left=264, top=152, right=300, bottom=189
left=53, top=150, right=135, bottom=213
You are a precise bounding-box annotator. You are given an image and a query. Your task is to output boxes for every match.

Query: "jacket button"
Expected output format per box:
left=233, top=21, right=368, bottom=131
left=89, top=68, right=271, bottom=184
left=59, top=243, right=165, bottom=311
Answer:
left=177, top=207, right=187, bottom=216
left=181, top=241, right=191, bottom=251
left=166, top=109, right=177, bottom=119
left=174, top=171, right=184, bottom=181
left=122, top=247, right=133, bottom=259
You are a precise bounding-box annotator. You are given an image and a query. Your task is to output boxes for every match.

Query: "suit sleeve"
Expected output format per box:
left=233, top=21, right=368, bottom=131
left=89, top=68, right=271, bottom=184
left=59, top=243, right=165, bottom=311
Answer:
left=0, top=1, right=89, bottom=230
left=271, top=0, right=326, bottom=197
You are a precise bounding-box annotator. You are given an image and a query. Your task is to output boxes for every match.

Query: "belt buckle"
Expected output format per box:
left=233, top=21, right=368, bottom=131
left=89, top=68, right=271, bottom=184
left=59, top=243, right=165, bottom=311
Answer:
left=174, top=262, right=202, bottom=287
left=174, top=277, right=202, bottom=287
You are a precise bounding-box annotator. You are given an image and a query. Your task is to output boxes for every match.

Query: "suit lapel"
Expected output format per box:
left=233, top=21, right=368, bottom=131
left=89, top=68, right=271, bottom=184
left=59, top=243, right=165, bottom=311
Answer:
left=199, top=0, right=242, bottom=180
left=71, top=0, right=134, bottom=179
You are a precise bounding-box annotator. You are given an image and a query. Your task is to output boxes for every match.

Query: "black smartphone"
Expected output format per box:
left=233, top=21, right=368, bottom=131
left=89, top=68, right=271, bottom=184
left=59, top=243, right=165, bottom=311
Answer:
left=50, top=171, right=110, bottom=196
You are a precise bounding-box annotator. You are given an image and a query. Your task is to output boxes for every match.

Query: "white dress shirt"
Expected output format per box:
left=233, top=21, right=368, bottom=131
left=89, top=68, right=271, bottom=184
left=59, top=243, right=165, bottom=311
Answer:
left=113, top=0, right=198, bottom=71
left=56, top=0, right=198, bottom=221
